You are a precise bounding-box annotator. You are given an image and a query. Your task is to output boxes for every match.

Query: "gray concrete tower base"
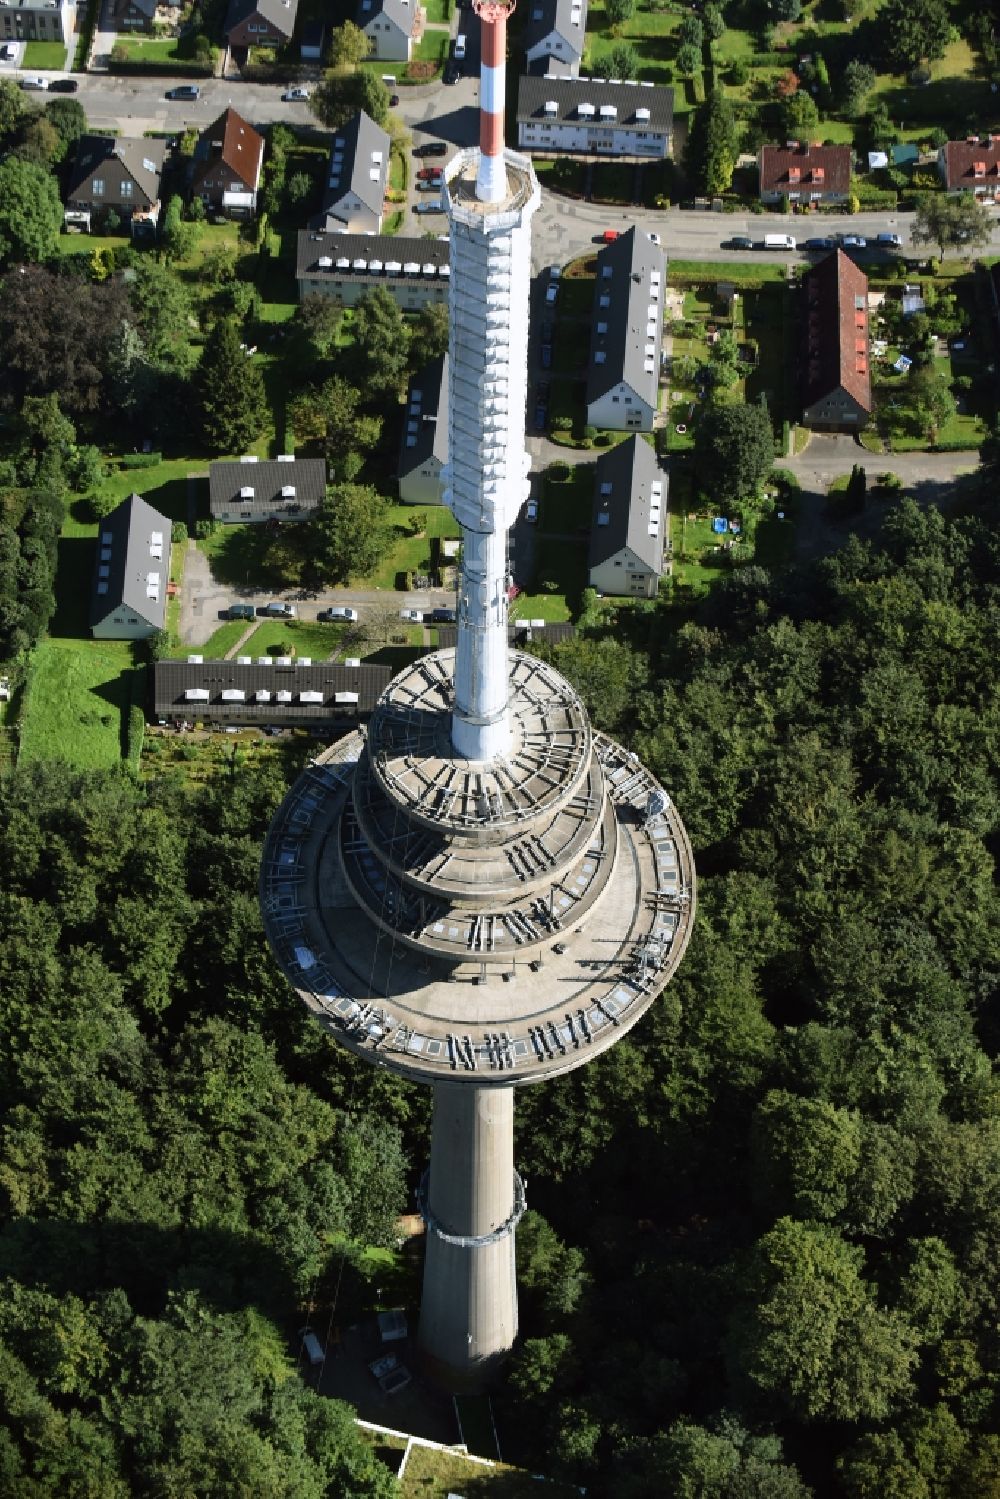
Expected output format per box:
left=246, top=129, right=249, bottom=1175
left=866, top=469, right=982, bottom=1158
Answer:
left=418, top=1084, right=523, bottom=1389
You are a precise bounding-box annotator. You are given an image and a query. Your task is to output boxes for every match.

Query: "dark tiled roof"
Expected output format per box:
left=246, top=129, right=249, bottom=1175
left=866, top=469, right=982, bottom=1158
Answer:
left=154, top=658, right=392, bottom=720
left=67, top=135, right=165, bottom=204
left=192, top=107, right=264, bottom=192
left=296, top=230, right=450, bottom=286
left=209, top=457, right=327, bottom=520
left=589, top=434, right=665, bottom=574
left=586, top=226, right=665, bottom=405
left=759, top=142, right=852, bottom=197
left=801, top=249, right=872, bottom=414
left=516, top=74, right=673, bottom=133
left=91, top=492, right=169, bottom=629
left=399, top=354, right=449, bottom=479
left=314, top=111, right=391, bottom=224
left=940, top=137, right=1000, bottom=188
left=225, top=0, right=298, bottom=39
left=523, top=0, right=588, bottom=56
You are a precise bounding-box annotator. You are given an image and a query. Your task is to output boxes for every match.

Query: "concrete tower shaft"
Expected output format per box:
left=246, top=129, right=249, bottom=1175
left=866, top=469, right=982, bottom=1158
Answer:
left=443, top=155, right=539, bottom=762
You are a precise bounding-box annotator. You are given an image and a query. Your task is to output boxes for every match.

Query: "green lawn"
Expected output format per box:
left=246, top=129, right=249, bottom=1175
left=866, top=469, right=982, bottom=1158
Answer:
left=19, top=638, right=142, bottom=769
left=415, top=29, right=448, bottom=59
left=359, top=504, right=461, bottom=590
left=109, top=36, right=203, bottom=65
left=541, top=466, right=593, bottom=534
left=22, top=39, right=67, bottom=67
left=238, top=618, right=348, bottom=659
left=669, top=261, right=788, bottom=285
left=198, top=617, right=254, bottom=658
left=399, top=1444, right=580, bottom=1498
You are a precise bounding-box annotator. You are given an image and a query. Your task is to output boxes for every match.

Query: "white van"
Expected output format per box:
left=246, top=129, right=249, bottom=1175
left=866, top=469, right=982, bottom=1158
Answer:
left=454, top=33, right=467, bottom=58
left=299, top=1328, right=324, bottom=1366
left=763, top=233, right=796, bottom=251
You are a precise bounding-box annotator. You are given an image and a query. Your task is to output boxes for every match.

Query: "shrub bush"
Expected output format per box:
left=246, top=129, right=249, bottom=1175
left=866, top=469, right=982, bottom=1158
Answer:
left=171, top=521, right=188, bottom=543
left=127, top=702, right=146, bottom=770
left=120, top=451, right=163, bottom=470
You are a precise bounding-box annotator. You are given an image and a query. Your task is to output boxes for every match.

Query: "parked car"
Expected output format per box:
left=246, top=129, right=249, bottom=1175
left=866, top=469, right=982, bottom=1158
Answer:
left=380, top=1365, right=412, bottom=1395
left=389, top=93, right=400, bottom=106
left=525, top=499, right=538, bottom=523
left=533, top=402, right=547, bottom=430
left=48, top=77, right=78, bottom=91
left=19, top=75, right=47, bottom=90
left=417, top=178, right=442, bottom=192
left=804, top=236, right=836, bottom=250
left=876, top=231, right=902, bottom=247
left=727, top=235, right=754, bottom=250
left=601, top=229, right=619, bottom=243
left=369, top=1354, right=398, bottom=1381
left=540, top=341, right=552, bottom=368
left=263, top=601, right=296, bottom=618
left=841, top=234, right=867, bottom=248
left=300, top=1328, right=324, bottom=1366
left=536, top=378, right=551, bottom=401
left=417, top=166, right=443, bottom=181
left=282, top=86, right=310, bottom=102
left=227, top=603, right=256, bottom=621
left=429, top=607, right=456, bottom=623
left=318, top=606, right=359, bottom=622
left=544, top=282, right=559, bottom=305
left=443, top=61, right=460, bottom=84
left=400, top=608, right=424, bottom=623
left=647, top=231, right=662, bottom=244
left=415, top=199, right=445, bottom=214
left=166, top=84, right=200, bottom=100
left=453, top=32, right=467, bottom=57
left=414, top=141, right=448, bottom=157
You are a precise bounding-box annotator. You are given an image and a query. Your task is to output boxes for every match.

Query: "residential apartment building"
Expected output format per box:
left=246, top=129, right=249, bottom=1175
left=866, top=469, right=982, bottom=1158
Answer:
left=155, top=658, right=392, bottom=728
left=758, top=142, right=852, bottom=206
left=588, top=435, right=666, bottom=599
left=90, top=493, right=169, bottom=640
left=516, top=76, right=673, bottom=158
left=0, top=0, right=72, bottom=49
left=311, top=110, right=391, bottom=235
left=399, top=355, right=448, bottom=503
left=523, top=0, right=587, bottom=76
left=208, top=456, right=328, bottom=524
left=296, top=231, right=450, bottom=308
left=586, top=227, right=664, bottom=432
left=800, top=249, right=872, bottom=430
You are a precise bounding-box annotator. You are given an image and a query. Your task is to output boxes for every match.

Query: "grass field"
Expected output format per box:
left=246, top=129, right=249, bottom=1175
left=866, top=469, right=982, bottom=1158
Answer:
left=198, top=617, right=255, bottom=658
left=360, top=504, right=461, bottom=590
left=398, top=1443, right=580, bottom=1497
left=237, top=618, right=349, bottom=659
left=22, top=39, right=68, bottom=67
left=19, top=638, right=141, bottom=768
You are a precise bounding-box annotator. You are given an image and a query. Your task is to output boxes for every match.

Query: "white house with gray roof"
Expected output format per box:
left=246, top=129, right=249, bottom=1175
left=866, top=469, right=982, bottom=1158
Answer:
left=399, top=354, right=449, bottom=503
left=357, top=0, right=417, bottom=61
left=589, top=436, right=666, bottom=598
left=312, top=111, right=391, bottom=235
left=297, top=231, right=450, bottom=308
left=516, top=75, right=673, bottom=157
left=90, top=493, right=169, bottom=640
left=587, top=227, right=664, bottom=431
left=523, top=0, right=587, bottom=76
left=209, top=456, right=327, bottom=524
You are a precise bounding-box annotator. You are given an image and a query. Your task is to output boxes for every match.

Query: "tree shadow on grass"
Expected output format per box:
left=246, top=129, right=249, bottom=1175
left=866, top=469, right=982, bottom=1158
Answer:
left=201, top=524, right=305, bottom=590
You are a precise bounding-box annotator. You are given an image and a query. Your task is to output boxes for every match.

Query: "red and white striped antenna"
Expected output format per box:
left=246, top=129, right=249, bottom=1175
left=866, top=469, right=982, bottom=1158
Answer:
left=472, top=0, right=514, bottom=202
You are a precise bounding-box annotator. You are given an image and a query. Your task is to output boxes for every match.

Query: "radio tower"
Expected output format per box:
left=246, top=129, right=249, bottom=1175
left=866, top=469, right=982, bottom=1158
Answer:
left=260, top=1, right=695, bottom=1391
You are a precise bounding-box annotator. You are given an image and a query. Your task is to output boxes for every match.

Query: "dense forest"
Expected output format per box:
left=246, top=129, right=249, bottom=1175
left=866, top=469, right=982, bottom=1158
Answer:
left=3, top=493, right=1000, bottom=1495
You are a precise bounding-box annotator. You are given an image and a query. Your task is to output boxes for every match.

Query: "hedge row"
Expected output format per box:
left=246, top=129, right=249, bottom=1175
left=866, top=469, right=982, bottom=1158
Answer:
left=107, top=58, right=214, bottom=77
left=119, top=451, right=163, bottom=470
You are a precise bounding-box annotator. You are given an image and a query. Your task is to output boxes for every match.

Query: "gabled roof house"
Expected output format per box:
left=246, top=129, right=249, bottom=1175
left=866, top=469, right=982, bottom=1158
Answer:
left=799, top=249, right=871, bottom=430
left=209, top=456, right=328, bottom=524
left=311, top=111, right=391, bottom=235
left=109, top=0, right=156, bottom=32
left=65, top=135, right=166, bottom=231
left=586, top=227, right=664, bottom=432
left=938, top=137, right=1000, bottom=199
left=399, top=354, right=449, bottom=504
left=357, top=0, right=418, bottom=61
left=523, top=0, right=588, bottom=75
left=589, top=436, right=666, bottom=599
left=90, top=493, right=169, bottom=640
left=758, top=142, right=852, bottom=205
left=191, top=108, right=265, bottom=218
left=224, top=0, right=298, bottom=49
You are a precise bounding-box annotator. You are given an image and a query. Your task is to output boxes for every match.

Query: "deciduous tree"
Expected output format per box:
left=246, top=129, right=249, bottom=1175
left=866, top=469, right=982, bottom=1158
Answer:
left=912, top=191, right=992, bottom=258
left=880, top=0, right=950, bottom=70
left=0, top=158, right=62, bottom=265
left=307, top=484, right=393, bottom=584
left=694, top=401, right=774, bottom=503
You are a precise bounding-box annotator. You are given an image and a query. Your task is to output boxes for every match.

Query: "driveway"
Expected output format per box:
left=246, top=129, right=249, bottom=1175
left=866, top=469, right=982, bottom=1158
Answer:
left=784, top=433, right=979, bottom=560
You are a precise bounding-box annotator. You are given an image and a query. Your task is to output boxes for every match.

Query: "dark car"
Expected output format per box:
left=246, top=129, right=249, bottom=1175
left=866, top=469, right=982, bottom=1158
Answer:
left=417, top=166, right=443, bottom=181
left=727, top=235, right=754, bottom=250
left=536, top=379, right=551, bottom=401
left=804, top=236, right=836, bottom=250
left=389, top=93, right=400, bottom=105
left=540, top=342, right=552, bottom=369
left=414, top=141, right=448, bottom=158
left=430, top=607, right=456, bottom=623
left=443, top=61, right=460, bottom=84
left=533, top=402, right=547, bottom=430
left=48, top=77, right=79, bottom=92
left=166, top=84, right=201, bottom=101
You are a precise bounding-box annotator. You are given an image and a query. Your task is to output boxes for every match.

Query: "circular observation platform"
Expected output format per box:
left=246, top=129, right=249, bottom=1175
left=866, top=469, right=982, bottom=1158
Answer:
left=259, top=654, right=696, bottom=1087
